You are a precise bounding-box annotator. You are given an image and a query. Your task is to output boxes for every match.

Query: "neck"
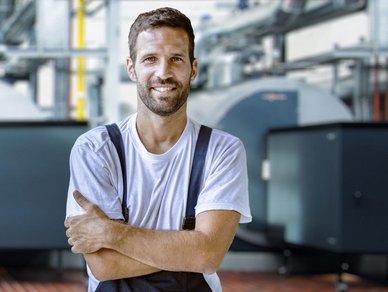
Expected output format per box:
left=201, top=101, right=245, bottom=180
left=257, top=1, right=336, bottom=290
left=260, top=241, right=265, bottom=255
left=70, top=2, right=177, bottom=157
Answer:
left=136, top=107, right=187, bottom=154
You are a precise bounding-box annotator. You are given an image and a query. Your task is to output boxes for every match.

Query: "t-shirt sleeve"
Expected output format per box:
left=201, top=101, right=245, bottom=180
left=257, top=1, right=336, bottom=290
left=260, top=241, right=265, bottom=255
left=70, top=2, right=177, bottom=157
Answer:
left=195, top=137, right=252, bottom=224
left=65, top=140, right=124, bottom=220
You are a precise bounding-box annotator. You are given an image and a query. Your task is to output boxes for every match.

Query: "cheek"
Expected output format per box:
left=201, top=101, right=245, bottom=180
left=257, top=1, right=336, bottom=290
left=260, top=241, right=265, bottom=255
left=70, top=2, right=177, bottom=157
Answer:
left=135, top=67, right=153, bottom=82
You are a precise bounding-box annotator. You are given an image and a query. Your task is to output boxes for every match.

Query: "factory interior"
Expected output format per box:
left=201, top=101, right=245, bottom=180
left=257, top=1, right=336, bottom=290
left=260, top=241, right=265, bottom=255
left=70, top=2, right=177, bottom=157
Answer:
left=1, top=0, right=388, bottom=291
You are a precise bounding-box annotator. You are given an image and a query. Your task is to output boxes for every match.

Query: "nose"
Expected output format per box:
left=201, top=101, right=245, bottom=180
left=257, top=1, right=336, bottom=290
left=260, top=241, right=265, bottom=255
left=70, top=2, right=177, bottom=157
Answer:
left=155, top=59, right=173, bottom=80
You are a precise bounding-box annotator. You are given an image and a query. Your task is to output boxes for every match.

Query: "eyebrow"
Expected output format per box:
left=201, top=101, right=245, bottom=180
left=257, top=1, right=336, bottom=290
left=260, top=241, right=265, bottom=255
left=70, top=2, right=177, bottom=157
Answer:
left=171, top=53, right=186, bottom=58
left=138, top=52, right=156, bottom=59
left=139, top=52, right=187, bottom=60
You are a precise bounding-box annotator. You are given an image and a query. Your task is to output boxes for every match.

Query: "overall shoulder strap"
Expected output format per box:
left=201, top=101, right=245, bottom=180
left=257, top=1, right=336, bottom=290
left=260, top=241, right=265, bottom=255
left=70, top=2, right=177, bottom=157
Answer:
left=105, top=123, right=129, bottom=223
left=183, top=125, right=213, bottom=230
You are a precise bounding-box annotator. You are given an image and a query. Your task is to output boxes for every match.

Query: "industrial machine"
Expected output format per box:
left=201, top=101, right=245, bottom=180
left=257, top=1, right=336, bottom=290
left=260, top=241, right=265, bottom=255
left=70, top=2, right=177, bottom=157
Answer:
left=188, top=76, right=353, bottom=237
left=267, top=122, right=388, bottom=254
left=0, top=121, right=88, bottom=249
left=0, top=80, right=49, bottom=120
left=1, top=1, right=388, bottom=286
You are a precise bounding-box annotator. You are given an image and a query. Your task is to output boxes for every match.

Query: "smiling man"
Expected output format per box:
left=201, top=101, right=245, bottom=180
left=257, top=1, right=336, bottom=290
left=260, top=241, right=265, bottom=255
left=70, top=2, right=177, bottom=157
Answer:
left=132, top=28, right=193, bottom=117
left=65, top=7, right=251, bottom=292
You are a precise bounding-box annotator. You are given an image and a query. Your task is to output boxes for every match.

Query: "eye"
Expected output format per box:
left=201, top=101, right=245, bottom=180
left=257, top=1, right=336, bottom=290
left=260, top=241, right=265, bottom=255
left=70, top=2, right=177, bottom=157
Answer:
left=143, top=56, right=157, bottom=63
left=171, top=56, right=183, bottom=63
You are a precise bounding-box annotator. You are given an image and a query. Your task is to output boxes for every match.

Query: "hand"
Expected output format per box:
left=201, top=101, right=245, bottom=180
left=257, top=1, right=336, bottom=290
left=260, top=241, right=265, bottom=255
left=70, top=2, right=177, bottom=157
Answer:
left=65, top=191, right=111, bottom=254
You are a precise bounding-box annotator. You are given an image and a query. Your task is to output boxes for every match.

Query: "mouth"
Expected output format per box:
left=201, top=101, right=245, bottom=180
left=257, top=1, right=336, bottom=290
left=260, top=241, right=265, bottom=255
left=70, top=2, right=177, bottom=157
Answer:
left=150, top=84, right=177, bottom=96
left=152, top=86, right=175, bottom=93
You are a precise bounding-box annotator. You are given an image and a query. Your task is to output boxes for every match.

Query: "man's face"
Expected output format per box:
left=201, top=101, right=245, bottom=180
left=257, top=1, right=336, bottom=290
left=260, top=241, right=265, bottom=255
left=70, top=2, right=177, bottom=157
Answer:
left=126, top=27, right=197, bottom=116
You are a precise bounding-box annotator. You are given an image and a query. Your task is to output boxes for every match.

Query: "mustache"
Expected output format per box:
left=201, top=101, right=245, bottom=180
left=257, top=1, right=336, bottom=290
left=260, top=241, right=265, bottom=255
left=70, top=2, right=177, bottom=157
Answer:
left=148, top=77, right=179, bottom=87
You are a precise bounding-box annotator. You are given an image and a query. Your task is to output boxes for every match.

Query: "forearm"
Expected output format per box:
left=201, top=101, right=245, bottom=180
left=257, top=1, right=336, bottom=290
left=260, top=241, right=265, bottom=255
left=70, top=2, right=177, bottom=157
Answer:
left=115, top=228, right=218, bottom=274
left=85, top=248, right=160, bottom=281
left=104, top=210, right=240, bottom=274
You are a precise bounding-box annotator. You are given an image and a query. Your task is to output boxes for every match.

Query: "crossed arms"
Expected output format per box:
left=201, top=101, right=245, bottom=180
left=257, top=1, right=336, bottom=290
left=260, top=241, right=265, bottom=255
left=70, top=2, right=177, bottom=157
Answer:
left=65, top=191, right=240, bottom=281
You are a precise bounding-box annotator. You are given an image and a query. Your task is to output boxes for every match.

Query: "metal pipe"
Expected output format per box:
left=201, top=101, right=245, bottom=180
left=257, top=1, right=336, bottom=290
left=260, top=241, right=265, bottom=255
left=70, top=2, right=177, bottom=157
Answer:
left=195, top=0, right=364, bottom=57
left=76, top=0, right=86, bottom=121
left=103, top=0, right=120, bottom=123
left=267, top=46, right=388, bottom=73
left=194, top=0, right=366, bottom=87
left=361, top=59, right=371, bottom=121
left=2, top=48, right=107, bottom=59
left=282, top=0, right=366, bottom=33
left=352, top=59, right=364, bottom=120
left=68, top=0, right=74, bottom=120
left=385, top=58, right=388, bottom=121
left=70, top=0, right=106, bottom=17
left=0, top=0, right=35, bottom=45
left=280, top=0, right=307, bottom=14
left=0, top=0, right=15, bottom=26
left=194, top=0, right=307, bottom=87
left=373, top=57, right=381, bottom=121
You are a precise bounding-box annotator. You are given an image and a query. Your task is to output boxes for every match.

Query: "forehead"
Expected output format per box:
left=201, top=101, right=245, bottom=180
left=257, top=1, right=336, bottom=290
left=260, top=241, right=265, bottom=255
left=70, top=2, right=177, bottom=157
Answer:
left=135, top=27, right=190, bottom=56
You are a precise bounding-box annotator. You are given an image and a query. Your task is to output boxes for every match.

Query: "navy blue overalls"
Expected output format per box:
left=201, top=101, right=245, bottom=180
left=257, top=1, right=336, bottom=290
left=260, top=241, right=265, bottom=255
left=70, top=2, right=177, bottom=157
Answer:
left=95, top=124, right=213, bottom=292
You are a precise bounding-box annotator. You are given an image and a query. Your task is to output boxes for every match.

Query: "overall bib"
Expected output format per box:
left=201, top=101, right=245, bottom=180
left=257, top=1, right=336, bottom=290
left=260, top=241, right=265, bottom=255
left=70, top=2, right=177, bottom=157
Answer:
left=95, top=124, right=213, bottom=292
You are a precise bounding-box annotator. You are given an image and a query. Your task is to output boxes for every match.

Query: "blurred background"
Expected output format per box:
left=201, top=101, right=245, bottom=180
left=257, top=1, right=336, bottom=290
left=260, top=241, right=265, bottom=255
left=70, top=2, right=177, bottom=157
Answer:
left=1, top=0, right=388, bottom=291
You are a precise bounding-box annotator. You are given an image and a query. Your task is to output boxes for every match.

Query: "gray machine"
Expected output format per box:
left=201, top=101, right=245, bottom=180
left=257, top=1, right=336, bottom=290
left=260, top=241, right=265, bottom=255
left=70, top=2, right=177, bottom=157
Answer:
left=0, top=121, right=88, bottom=249
left=188, top=76, right=353, bottom=242
left=0, top=81, right=49, bottom=120
left=267, top=123, right=388, bottom=253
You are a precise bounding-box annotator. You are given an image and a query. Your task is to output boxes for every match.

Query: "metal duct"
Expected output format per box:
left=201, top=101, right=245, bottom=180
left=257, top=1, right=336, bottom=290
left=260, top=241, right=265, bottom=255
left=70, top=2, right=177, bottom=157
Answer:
left=0, top=80, right=48, bottom=120
left=368, top=0, right=388, bottom=49
left=194, top=0, right=367, bottom=88
left=0, top=0, right=15, bottom=26
left=0, top=0, right=35, bottom=45
left=281, top=0, right=367, bottom=33
left=281, top=0, right=307, bottom=14
left=195, top=0, right=307, bottom=44
left=194, top=0, right=307, bottom=87
left=206, top=44, right=263, bottom=88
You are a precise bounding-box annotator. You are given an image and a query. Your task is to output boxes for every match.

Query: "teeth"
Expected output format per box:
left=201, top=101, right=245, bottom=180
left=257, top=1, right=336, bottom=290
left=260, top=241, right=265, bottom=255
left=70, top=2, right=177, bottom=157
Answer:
left=154, top=87, right=173, bottom=92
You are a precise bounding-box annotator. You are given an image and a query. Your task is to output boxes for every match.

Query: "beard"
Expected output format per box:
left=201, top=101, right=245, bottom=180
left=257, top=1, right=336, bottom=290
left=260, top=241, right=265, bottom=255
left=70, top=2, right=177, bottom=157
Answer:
left=137, top=76, right=191, bottom=117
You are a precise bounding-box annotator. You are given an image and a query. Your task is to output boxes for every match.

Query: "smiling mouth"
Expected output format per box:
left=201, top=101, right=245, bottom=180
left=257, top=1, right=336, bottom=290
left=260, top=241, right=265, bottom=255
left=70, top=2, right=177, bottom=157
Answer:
left=152, top=87, right=175, bottom=92
left=150, top=83, right=179, bottom=95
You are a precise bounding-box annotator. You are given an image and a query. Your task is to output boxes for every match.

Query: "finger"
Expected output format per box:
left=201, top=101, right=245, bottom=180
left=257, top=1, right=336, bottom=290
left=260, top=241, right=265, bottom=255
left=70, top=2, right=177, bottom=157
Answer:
left=64, top=218, right=70, bottom=228
left=64, top=216, right=78, bottom=227
left=73, top=190, right=93, bottom=210
left=71, top=245, right=82, bottom=254
left=64, top=215, right=82, bottom=227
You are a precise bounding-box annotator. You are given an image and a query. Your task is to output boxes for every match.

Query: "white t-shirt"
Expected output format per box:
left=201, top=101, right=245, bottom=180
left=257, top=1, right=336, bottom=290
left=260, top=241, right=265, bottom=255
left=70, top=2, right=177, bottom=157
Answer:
left=66, top=114, right=251, bottom=291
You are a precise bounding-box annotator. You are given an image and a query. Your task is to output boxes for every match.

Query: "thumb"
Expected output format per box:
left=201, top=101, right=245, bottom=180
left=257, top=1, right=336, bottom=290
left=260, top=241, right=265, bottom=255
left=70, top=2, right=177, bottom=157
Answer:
left=73, top=190, right=93, bottom=210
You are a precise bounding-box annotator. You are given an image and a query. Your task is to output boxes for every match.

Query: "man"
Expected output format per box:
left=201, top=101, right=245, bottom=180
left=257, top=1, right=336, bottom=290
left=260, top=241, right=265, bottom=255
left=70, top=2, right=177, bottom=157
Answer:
left=65, top=7, right=251, bottom=292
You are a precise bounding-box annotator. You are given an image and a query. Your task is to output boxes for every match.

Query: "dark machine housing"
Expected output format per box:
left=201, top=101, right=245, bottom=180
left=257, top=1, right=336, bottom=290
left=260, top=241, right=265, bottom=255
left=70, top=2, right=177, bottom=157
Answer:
left=0, top=121, right=88, bottom=249
left=267, top=123, right=388, bottom=254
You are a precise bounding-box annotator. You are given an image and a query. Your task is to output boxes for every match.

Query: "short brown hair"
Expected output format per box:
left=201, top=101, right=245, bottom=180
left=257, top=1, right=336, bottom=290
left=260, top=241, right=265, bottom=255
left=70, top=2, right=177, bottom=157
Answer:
left=128, top=7, right=195, bottom=63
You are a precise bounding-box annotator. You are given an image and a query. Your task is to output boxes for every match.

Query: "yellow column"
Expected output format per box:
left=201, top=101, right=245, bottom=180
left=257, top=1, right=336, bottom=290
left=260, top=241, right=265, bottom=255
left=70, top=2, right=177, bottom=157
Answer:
left=76, top=0, right=86, bottom=121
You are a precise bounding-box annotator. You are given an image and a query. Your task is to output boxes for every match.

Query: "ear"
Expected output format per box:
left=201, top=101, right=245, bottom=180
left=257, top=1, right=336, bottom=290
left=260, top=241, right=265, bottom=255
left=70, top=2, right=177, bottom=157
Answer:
left=190, top=58, right=198, bottom=81
left=126, top=57, right=137, bottom=82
